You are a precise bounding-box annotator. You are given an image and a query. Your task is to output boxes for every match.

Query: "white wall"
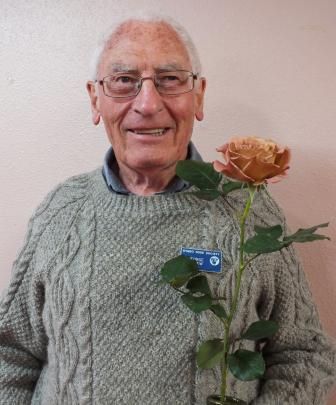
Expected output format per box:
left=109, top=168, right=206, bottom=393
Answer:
left=1, top=0, right=335, bottom=402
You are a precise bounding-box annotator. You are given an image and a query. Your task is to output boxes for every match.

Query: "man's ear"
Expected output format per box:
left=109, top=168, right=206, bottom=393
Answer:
left=86, top=81, right=100, bottom=125
left=195, top=77, right=206, bottom=121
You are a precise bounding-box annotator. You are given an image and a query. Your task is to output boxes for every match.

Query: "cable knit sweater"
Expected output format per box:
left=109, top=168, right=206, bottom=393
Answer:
left=0, top=168, right=335, bottom=405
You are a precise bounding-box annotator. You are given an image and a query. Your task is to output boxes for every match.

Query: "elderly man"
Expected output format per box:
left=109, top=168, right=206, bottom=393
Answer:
left=0, top=14, right=335, bottom=405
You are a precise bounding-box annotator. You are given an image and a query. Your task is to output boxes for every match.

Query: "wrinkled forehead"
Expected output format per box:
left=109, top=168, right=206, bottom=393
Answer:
left=99, top=21, right=192, bottom=73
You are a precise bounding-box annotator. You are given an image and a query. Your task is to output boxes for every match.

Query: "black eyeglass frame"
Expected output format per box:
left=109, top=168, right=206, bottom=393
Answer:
left=95, top=70, right=198, bottom=99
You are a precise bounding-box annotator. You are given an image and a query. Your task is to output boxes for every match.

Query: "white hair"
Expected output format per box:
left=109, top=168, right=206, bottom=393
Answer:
left=89, top=11, right=202, bottom=81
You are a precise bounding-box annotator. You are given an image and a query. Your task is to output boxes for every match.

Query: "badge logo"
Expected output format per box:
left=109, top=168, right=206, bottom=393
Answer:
left=181, top=247, right=222, bottom=273
left=210, top=256, right=220, bottom=266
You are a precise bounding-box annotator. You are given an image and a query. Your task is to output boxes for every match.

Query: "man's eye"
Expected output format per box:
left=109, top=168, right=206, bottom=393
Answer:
left=161, top=75, right=179, bottom=81
left=116, top=76, right=136, bottom=84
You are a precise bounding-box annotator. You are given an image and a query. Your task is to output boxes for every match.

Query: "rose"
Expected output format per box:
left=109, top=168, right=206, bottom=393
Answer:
left=162, top=139, right=329, bottom=404
left=213, top=136, right=291, bottom=185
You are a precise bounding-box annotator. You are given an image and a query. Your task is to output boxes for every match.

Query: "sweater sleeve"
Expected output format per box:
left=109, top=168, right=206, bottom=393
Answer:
left=0, top=174, right=90, bottom=405
left=249, top=192, right=336, bottom=404
left=0, top=212, right=47, bottom=405
left=251, top=245, right=336, bottom=405
left=0, top=173, right=89, bottom=405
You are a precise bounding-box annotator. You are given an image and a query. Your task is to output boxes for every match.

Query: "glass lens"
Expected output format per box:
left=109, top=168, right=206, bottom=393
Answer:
left=103, top=74, right=139, bottom=97
left=156, top=71, right=192, bottom=94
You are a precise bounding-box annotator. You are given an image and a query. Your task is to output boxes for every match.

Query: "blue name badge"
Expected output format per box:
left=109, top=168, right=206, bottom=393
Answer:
left=181, top=247, right=222, bottom=273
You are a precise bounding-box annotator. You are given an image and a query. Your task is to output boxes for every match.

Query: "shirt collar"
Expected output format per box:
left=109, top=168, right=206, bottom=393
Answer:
left=102, top=142, right=203, bottom=195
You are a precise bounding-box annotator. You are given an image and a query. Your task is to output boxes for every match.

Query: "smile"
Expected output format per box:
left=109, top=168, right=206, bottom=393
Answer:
left=128, top=128, right=169, bottom=136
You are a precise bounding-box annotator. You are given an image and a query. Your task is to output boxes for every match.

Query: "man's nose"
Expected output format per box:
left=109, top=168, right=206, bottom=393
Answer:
left=132, top=77, right=164, bottom=116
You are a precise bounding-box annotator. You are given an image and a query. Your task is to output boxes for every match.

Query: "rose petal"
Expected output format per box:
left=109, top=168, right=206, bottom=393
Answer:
left=265, top=173, right=288, bottom=184
left=274, top=147, right=291, bottom=168
left=213, top=160, right=228, bottom=173
left=231, top=154, right=256, bottom=169
left=242, top=157, right=279, bottom=183
left=216, top=144, right=229, bottom=154
left=213, top=159, right=256, bottom=183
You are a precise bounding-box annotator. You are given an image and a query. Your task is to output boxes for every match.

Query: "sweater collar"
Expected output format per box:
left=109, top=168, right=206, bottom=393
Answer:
left=102, top=142, right=203, bottom=195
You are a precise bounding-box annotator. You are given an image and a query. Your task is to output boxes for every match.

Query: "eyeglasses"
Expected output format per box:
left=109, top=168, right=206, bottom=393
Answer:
left=95, top=70, right=197, bottom=98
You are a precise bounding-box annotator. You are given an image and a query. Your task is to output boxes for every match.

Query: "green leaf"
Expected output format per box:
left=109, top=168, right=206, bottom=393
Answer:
left=190, top=189, right=221, bottom=201
left=210, top=304, right=227, bottom=319
left=181, top=293, right=213, bottom=313
left=244, top=223, right=330, bottom=255
left=160, top=255, right=199, bottom=288
left=244, top=225, right=285, bottom=254
left=222, top=180, right=245, bottom=195
left=254, top=225, right=283, bottom=239
left=176, top=161, right=221, bottom=190
left=196, top=339, right=224, bottom=369
left=241, top=320, right=279, bottom=341
left=228, top=349, right=265, bottom=381
left=283, top=223, right=330, bottom=244
left=186, top=275, right=211, bottom=295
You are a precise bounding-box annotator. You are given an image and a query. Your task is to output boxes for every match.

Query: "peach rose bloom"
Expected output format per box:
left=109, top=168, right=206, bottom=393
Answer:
left=213, top=136, right=291, bottom=185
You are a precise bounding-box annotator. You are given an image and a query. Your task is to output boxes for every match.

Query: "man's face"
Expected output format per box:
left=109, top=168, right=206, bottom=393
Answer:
left=88, top=21, right=206, bottom=174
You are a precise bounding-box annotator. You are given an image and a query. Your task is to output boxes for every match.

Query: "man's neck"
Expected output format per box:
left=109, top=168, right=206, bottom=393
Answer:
left=102, top=142, right=203, bottom=195
left=118, top=164, right=177, bottom=196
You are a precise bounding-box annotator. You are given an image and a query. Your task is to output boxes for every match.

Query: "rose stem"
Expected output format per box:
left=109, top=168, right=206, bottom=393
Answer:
left=220, top=185, right=256, bottom=403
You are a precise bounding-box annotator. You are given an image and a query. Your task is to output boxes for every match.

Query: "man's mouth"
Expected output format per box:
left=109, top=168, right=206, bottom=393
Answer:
left=128, top=128, right=170, bottom=137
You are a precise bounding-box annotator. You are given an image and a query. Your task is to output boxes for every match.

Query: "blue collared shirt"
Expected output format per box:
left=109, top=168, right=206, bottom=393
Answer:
left=102, top=142, right=203, bottom=195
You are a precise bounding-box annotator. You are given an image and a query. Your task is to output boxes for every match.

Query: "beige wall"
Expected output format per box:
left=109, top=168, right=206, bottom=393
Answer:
left=1, top=0, right=335, bottom=402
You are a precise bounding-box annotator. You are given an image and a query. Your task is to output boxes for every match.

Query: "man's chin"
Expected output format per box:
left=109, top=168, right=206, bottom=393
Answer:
left=126, top=157, right=175, bottom=172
